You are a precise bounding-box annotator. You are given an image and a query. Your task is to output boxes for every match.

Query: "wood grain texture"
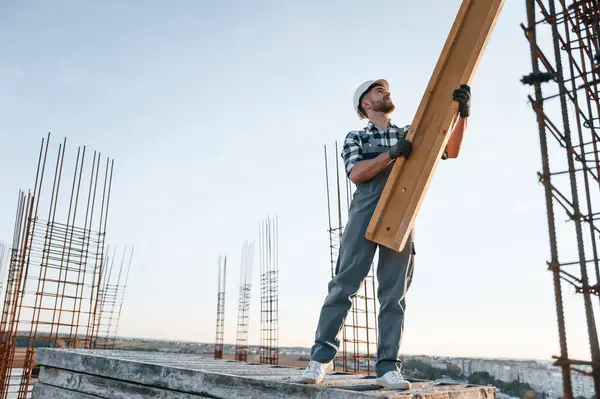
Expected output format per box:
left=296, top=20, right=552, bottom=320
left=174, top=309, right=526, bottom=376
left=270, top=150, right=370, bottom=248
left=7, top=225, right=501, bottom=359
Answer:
left=365, top=0, right=504, bottom=251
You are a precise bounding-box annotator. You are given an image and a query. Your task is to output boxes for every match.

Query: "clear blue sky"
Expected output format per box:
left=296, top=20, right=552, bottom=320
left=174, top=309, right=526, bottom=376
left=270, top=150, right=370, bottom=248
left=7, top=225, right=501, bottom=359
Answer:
left=0, top=0, right=592, bottom=361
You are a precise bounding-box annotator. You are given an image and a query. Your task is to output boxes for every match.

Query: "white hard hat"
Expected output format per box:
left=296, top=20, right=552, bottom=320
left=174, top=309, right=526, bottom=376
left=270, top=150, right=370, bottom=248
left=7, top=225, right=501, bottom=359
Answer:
left=353, top=79, right=389, bottom=119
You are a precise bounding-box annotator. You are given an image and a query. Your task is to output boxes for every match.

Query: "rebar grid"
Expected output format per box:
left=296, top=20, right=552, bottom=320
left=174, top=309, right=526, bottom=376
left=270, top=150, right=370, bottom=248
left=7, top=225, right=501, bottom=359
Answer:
left=235, top=241, right=255, bottom=362
left=94, top=246, right=133, bottom=350
left=259, top=215, right=279, bottom=365
left=0, top=242, right=9, bottom=303
left=214, top=255, right=227, bottom=360
left=345, top=269, right=378, bottom=374
left=0, top=133, right=114, bottom=398
left=522, top=0, right=600, bottom=396
left=0, top=195, right=27, bottom=398
left=323, top=143, right=378, bottom=374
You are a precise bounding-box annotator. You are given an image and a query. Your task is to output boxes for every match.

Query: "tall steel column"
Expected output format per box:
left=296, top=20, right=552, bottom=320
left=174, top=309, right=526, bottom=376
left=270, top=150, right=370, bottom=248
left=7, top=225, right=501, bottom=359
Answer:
left=522, top=1, right=600, bottom=396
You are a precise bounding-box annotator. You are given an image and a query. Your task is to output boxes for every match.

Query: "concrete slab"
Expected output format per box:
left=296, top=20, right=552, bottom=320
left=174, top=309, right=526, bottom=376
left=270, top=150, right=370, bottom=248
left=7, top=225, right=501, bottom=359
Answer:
left=38, top=367, right=210, bottom=398
left=32, top=382, right=100, bottom=399
left=32, top=348, right=496, bottom=399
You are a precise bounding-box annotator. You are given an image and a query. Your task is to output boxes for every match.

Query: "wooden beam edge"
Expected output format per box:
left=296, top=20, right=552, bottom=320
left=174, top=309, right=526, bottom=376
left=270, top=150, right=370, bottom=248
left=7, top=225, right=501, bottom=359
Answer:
left=389, top=0, right=506, bottom=249
left=365, top=0, right=505, bottom=250
left=364, top=0, right=473, bottom=243
left=405, top=0, right=473, bottom=138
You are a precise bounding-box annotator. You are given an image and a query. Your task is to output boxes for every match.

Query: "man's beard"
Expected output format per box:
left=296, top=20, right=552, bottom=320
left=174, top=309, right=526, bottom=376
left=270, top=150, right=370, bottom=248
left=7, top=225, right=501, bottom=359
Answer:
left=373, top=99, right=395, bottom=113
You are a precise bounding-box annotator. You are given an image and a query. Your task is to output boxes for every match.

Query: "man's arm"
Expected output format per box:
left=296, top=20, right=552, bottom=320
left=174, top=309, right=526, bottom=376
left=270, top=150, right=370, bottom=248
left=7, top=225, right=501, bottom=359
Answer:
left=348, top=153, right=393, bottom=184
left=342, top=131, right=412, bottom=185
left=444, top=116, right=467, bottom=159
left=444, top=83, right=471, bottom=159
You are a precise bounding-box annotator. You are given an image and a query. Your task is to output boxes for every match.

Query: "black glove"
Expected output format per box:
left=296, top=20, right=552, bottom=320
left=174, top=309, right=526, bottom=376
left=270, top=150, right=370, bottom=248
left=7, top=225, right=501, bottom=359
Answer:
left=389, top=139, right=412, bottom=160
left=453, top=84, right=470, bottom=118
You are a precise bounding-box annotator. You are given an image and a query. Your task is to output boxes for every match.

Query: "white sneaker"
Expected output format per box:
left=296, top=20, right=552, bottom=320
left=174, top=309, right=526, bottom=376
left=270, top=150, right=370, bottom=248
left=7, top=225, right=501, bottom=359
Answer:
left=300, top=360, right=334, bottom=384
left=376, top=370, right=411, bottom=390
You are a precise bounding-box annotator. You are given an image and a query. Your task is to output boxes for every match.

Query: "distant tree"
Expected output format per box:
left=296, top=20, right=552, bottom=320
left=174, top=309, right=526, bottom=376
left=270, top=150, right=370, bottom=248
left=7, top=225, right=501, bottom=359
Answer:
left=469, top=371, right=537, bottom=398
left=469, top=372, right=493, bottom=386
left=401, top=359, right=466, bottom=382
left=446, top=364, right=463, bottom=380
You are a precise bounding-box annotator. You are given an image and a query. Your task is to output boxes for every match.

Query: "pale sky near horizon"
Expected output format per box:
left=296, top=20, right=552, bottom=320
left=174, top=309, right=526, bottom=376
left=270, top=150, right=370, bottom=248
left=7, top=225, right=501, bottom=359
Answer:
left=0, top=0, right=596, bottom=362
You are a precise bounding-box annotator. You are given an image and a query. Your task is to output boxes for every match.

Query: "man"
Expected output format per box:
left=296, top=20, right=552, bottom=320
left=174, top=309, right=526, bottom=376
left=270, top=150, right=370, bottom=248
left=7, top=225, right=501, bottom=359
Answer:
left=300, top=79, right=470, bottom=390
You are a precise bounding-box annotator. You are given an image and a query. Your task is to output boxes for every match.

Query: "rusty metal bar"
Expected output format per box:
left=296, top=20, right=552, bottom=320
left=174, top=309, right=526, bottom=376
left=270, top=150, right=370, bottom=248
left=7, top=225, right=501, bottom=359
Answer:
left=522, top=0, right=600, bottom=397
left=234, top=240, right=254, bottom=362
left=323, top=142, right=378, bottom=375
left=259, top=215, right=279, bottom=365
left=214, top=254, right=227, bottom=359
left=0, top=133, right=115, bottom=398
left=0, top=242, right=9, bottom=304
left=88, top=157, right=114, bottom=347
left=94, top=246, right=133, bottom=349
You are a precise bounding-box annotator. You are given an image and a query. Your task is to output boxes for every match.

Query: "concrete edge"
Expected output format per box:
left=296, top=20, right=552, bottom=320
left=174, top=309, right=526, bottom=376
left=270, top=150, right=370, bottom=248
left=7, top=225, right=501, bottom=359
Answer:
left=34, top=349, right=392, bottom=399
left=32, top=381, right=103, bottom=399
left=37, top=366, right=208, bottom=399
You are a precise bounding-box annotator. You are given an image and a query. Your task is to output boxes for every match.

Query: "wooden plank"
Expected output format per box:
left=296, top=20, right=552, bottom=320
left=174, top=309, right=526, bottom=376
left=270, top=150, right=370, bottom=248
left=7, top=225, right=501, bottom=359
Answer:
left=365, top=0, right=504, bottom=251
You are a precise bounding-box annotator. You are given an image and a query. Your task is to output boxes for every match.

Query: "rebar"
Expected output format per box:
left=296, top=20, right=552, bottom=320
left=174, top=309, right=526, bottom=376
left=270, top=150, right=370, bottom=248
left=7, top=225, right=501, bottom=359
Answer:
left=94, top=245, right=134, bottom=350
left=323, top=143, right=378, bottom=374
left=214, top=255, right=227, bottom=359
left=234, top=240, right=255, bottom=362
left=0, top=133, right=114, bottom=398
left=0, top=242, right=9, bottom=303
left=259, top=215, right=279, bottom=365
left=522, top=0, right=600, bottom=396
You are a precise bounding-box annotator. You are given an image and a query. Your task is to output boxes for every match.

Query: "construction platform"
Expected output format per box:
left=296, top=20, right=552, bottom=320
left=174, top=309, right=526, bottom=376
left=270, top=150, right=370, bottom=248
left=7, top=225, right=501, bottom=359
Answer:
left=31, top=348, right=496, bottom=398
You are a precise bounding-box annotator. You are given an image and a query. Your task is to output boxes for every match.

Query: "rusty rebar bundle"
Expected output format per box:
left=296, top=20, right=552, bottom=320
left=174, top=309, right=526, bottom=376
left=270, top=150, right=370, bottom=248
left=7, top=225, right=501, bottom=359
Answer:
left=235, top=241, right=254, bottom=362
left=214, top=255, right=227, bottom=359
left=522, top=0, right=600, bottom=397
left=259, top=215, right=279, bottom=365
left=94, top=245, right=134, bottom=350
left=323, top=143, right=378, bottom=374
left=0, top=133, right=114, bottom=398
left=0, top=242, right=9, bottom=303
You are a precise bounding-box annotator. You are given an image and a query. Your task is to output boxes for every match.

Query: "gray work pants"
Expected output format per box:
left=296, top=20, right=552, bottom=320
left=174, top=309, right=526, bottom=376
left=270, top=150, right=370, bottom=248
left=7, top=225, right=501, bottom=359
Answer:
left=310, top=159, right=415, bottom=378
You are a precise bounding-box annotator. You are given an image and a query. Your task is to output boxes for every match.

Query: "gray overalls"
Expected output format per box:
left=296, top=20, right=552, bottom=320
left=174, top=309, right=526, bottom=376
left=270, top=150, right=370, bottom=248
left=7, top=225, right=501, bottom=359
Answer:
left=310, top=140, right=416, bottom=378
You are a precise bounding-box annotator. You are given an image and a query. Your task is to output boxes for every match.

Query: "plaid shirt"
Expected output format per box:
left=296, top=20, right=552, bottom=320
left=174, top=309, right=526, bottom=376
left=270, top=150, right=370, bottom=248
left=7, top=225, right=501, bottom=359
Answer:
left=341, top=121, right=408, bottom=176
left=341, top=121, right=447, bottom=176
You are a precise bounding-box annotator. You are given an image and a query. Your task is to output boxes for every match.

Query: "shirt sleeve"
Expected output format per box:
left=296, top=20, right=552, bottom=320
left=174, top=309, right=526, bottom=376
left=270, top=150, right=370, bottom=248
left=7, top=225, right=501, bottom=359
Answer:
left=402, top=125, right=410, bottom=137
left=341, top=132, right=363, bottom=177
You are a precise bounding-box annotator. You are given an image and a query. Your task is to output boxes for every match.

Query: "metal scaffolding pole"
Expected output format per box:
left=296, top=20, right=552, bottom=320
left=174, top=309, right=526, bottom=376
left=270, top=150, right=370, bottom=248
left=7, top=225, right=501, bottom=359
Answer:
left=522, top=0, right=600, bottom=396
